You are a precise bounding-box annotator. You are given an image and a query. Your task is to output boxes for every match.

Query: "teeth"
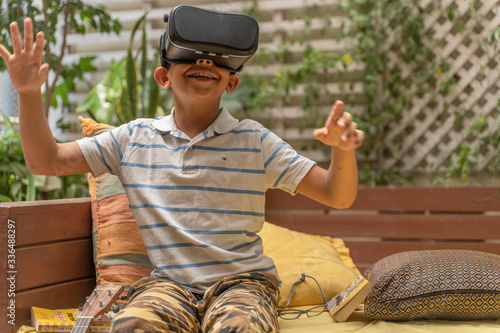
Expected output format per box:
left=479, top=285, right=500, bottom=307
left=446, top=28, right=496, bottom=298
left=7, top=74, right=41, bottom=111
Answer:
left=190, top=73, right=215, bottom=79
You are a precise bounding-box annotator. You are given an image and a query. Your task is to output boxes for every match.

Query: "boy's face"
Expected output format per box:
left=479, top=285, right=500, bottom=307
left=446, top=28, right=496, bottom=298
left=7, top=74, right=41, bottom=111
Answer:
left=154, top=59, right=239, bottom=103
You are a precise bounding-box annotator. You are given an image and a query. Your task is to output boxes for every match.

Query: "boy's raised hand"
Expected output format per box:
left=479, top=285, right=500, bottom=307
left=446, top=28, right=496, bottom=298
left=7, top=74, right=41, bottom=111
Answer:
left=0, top=18, right=49, bottom=95
left=313, top=100, right=365, bottom=151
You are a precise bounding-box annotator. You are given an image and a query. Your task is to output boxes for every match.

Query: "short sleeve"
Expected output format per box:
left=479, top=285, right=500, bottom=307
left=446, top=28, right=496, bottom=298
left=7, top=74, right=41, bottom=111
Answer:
left=260, top=128, right=316, bottom=194
left=76, top=121, right=133, bottom=177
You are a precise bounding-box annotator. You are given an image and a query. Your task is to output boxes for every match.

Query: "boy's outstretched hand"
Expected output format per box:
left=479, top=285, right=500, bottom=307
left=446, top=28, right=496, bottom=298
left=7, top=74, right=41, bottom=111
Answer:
left=0, top=18, right=48, bottom=95
left=313, top=100, right=365, bottom=150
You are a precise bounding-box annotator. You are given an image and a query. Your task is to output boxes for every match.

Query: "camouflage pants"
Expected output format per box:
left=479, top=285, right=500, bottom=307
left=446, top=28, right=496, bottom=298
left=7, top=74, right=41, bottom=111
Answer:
left=111, top=272, right=280, bottom=333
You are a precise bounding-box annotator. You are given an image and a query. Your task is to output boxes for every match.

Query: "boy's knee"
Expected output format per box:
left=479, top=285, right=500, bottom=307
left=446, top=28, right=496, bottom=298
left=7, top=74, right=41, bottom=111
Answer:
left=111, top=303, right=200, bottom=333
left=205, top=313, right=276, bottom=333
left=204, top=302, right=278, bottom=333
left=111, top=315, right=193, bottom=333
left=111, top=315, right=160, bottom=333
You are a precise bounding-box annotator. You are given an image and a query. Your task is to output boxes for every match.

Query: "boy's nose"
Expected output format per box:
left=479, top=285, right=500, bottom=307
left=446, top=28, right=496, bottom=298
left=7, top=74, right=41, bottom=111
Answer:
left=196, top=59, right=213, bottom=66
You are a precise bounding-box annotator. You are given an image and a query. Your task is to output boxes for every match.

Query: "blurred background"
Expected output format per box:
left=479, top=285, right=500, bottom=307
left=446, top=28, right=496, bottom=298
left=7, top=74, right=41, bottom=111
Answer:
left=0, top=0, right=499, bottom=201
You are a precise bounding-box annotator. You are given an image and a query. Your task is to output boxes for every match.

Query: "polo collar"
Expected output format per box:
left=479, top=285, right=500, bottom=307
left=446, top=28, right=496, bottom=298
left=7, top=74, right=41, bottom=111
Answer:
left=152, top=107, right=239, bottom=137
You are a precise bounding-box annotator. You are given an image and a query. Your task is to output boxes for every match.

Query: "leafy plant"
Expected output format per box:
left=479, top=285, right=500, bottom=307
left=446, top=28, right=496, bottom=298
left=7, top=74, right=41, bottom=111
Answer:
left=0, top=0, right=117, bottom=201
left=76, top=13, right=166, bottom=125
left=432, top=4, right=500, bottom=184
left=0, top=112, right=88, bottom=201
left=0, top=113, right=29, bottom=201
left=336, top=0, right=456, bottom=184
left=0, top=0, right=121, bottom=117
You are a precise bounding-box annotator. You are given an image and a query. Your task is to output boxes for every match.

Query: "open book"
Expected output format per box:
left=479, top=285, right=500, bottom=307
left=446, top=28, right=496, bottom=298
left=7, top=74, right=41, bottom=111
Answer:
left=31, top=306, right=114, bottom=332
left=327, top=275, right=373, bottom=322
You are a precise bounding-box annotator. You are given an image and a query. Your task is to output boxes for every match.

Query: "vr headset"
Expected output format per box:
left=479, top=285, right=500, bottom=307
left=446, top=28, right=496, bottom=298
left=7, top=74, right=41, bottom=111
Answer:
left=159, top=5, right=259, bottom=73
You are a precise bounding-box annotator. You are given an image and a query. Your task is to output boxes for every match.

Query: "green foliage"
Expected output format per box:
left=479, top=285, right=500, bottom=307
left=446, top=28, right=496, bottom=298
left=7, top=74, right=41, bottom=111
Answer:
left=76, top=13, right=167, bottom=125
left=0, top=114, right=28, bottom=201
left=0, top=0, right=117, bottom=201
left=487, top=27, right=500, bottom=51
left=433, top=6, right=500, bottom=184
left=446, top=114, right=500, bottom=183
left=0, top=0, right=121, bottom=116
left=0, top=113, right=88, bottom=201
left=338, top=0, right=454, bottom=184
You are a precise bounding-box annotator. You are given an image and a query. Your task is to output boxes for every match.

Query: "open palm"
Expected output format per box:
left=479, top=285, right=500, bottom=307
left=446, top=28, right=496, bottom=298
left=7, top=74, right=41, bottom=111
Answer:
left=0, top=18, right=48, bottom=95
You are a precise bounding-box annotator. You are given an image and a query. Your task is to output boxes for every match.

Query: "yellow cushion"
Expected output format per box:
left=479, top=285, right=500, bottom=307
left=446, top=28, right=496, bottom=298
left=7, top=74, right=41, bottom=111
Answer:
left=260, top=222, right=360, bottom=307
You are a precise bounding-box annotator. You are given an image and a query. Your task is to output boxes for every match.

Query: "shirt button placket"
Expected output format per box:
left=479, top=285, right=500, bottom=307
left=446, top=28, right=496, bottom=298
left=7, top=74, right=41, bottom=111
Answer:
left=182, top=144, right=196, bottom=174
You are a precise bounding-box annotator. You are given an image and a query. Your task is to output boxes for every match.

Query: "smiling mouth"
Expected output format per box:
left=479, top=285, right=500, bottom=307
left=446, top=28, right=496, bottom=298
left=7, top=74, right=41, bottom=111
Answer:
left=188, top=72, right=217, bottom=80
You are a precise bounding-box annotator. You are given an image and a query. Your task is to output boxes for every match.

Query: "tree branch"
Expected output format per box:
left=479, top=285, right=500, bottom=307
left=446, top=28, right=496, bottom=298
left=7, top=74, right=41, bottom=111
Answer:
left=41, top=0, right=51, bottom=117
left=43, top=0, right=71, bottom=118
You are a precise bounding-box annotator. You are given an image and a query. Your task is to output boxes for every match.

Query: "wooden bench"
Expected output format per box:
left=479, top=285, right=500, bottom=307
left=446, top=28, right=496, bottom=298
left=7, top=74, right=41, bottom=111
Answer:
left=1, top=186, right=499, bottom=332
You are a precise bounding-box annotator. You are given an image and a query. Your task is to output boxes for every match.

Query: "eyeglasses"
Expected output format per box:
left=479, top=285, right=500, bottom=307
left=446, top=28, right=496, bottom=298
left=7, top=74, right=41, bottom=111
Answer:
left=277, top=273, right=328, bottom=320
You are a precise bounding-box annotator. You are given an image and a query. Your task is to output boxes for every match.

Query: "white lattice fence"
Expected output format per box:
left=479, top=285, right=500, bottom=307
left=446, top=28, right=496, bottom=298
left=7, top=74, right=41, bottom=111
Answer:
left=383, top=0, right=500, bottom=174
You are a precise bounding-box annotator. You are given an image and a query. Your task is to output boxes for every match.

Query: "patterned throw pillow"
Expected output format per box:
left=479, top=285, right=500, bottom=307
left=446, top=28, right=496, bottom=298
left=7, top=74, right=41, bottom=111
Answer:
left=364, top=250, right=500, bottom=321
left=80, top=117, right=154, bottom=296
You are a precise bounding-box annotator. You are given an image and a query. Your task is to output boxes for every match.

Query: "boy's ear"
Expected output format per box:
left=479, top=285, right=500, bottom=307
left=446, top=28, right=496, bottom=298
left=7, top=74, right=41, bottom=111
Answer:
left=154, top=67, right=171, bottom=89
left=225, top=74, right=240, bottom=94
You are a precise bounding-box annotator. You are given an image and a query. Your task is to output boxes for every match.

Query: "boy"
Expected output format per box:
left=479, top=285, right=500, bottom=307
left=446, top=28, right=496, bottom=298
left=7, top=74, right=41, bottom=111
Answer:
left=0, top=10, right=364, bottom=333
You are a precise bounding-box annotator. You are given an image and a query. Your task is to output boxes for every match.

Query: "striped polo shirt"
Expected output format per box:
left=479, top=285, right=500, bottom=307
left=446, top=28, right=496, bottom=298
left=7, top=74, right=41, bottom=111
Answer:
left=77, top=107, right=316, bottom=293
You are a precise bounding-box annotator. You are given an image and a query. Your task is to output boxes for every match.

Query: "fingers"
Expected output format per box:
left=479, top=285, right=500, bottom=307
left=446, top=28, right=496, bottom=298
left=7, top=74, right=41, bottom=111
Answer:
left=339, top=113, right=365, bottom=148
left=24, top=18, right=34, bottom=52
left=38, top=63, right=50, bottom=79
left=344, top=126, right=364, bottom=149
left=0, top=18, right=44, bottom=66
left=312, top=127, right=327, bottom=141
left=10, top=22, right=22, bottom=54
left=352, top=130, right=365, bottom=149
left=3, top=19, right=38, bottom=55
left=315, top=100, right=365, bottom=150
left=34, top=31, right=45, bottom=59
left=325, top=100, right=344, bottom=129
left=340, top=115, right=355, bottom=141
left=325, top=100, right=354, bottom=141
left=0, top=43, right=12, bottom=61
left=338, top=112, right=352, bottom=140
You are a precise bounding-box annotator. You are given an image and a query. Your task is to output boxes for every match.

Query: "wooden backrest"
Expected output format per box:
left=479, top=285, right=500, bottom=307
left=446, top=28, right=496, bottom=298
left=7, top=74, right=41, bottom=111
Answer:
left=265, top=187, right=500, bottom=272
left=0, top=198, right=94, bottom=333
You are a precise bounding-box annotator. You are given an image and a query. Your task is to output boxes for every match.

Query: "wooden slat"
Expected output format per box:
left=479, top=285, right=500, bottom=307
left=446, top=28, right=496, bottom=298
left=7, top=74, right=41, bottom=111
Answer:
left=265, top=187, right=500, bottom=212
left=346, top=241, right=500, bottom=272
left=8, top=278, right=96, bottom=333
left=265, top=189, right=330, bottom=211
left=265, top=214, right=500, bottom=240
left=0, top=197, right=90, bottom=209
left=352, top=187, right=500, bottom=212
left=0, top=198, right=91, bottom=247
left=16, top=239, right=94, bottom=291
